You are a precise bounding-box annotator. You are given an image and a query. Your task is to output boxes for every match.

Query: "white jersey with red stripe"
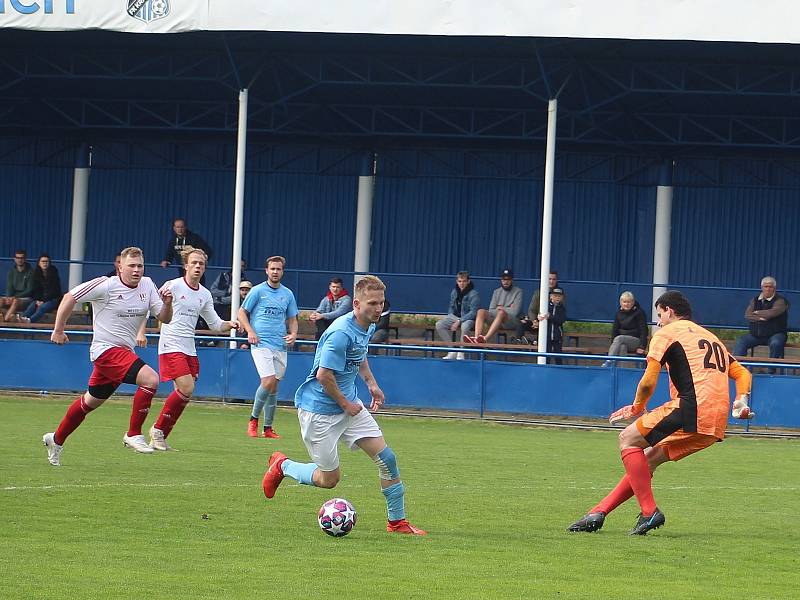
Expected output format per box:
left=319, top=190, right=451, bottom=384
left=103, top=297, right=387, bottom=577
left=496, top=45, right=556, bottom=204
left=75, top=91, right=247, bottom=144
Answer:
left=158, top=277, right=224, bottom=356
left=71, top=276, right=164, bottom=361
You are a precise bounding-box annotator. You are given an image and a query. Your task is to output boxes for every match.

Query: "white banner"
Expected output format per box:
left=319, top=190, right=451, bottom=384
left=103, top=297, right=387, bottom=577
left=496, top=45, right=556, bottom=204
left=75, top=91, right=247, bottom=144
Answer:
left=1, top=1, right=798, bottom=45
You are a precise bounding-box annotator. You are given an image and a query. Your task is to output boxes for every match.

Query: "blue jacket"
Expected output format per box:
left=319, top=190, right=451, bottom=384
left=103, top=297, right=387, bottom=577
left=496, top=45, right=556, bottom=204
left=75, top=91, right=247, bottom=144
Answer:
left=315, top=293, right=353, bottom=321
left=447, top=285, right=480, bottom=323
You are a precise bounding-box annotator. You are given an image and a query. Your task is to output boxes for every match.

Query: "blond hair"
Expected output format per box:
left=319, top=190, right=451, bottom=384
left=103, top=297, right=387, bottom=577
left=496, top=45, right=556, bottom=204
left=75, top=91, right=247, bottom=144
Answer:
left=180, top=246, right=208, bottom=264
left=120, top=246, right=144, bottom=261
left=355, top=275, right=386, bottom=299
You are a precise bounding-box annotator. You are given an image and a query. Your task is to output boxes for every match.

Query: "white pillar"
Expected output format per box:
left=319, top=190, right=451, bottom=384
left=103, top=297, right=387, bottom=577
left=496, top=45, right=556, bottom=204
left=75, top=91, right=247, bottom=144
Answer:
left=229, top=89, right=248, bottom=346
left=353, top=152, right=375, bottom=289
left=68, top=144, right=91, bottom=290
left=651, top=161, right=674, bottom=325
left=537, top=99, right=558, bottom=364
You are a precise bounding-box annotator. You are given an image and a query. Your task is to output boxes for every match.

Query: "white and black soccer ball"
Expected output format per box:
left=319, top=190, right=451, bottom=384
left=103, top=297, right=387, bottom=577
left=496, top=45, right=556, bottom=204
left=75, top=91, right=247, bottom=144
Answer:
left=318, top=498, right=357, bottom=537
left=151, top=0, right=168, bottom=17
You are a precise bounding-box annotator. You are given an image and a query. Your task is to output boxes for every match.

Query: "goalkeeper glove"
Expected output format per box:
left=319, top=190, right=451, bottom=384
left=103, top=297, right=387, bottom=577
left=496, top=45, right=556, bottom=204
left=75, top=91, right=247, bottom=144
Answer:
left=732, top=394, right=754, bottom=420
left=609, top=403, right=645, bottom=425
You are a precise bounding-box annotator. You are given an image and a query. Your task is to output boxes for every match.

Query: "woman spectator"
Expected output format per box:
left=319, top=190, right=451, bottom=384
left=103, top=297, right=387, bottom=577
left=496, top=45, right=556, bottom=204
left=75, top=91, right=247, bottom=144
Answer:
left=604, top=291, right=648, bottom=365
left=18, top=254, right=62, bottom=323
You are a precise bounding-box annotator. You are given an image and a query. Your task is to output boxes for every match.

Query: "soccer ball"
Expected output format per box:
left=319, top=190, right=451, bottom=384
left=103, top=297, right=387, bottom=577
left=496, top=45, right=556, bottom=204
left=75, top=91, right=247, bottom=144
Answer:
left=318, top=498, right=357, bottom=537
left=151, top=0, right=168, bottom=17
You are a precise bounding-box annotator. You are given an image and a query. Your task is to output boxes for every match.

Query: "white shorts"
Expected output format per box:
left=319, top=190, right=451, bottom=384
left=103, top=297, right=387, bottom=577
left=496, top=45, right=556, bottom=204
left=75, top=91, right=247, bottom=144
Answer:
left=250, top=346, right=287, bottom=379
left=298, top=403, right=383, bottom=472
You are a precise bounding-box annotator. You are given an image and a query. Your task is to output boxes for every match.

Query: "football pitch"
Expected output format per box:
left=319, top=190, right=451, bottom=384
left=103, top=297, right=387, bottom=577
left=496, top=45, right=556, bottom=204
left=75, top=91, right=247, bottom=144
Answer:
left=1, top=394, right=797, bottom=600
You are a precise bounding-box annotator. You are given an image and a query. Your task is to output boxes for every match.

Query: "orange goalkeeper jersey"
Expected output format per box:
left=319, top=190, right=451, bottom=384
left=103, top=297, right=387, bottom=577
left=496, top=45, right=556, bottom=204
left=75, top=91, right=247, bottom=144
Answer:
left=647, top=319, right=734, bottom=438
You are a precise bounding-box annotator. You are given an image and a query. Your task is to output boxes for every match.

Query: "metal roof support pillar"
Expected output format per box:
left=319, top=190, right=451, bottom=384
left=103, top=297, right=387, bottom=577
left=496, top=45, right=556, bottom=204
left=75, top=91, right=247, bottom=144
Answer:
left=537, top=99, right=558, bottom=365
left=68, top=143, right=91, bottom=290
left=353, top=152, right=376, bottom=289
left=229, top=88, right=248, bottom=347
left=651, top=160, right=674, bottom=324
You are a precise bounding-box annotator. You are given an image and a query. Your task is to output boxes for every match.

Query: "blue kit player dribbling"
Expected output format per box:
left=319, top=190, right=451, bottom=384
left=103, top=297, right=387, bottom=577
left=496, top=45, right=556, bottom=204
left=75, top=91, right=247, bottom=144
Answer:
left=262, top=275, right=427, bottom=535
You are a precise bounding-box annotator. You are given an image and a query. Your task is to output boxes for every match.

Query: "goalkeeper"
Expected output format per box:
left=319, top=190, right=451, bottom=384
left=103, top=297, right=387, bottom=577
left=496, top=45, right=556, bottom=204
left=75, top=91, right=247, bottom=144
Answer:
left=568, top=290, right=753, bottom=535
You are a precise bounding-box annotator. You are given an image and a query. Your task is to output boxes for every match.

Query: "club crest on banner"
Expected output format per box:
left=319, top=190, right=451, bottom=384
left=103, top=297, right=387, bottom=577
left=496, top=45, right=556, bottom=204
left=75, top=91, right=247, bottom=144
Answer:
left=127, top=0, right=170, bottom=23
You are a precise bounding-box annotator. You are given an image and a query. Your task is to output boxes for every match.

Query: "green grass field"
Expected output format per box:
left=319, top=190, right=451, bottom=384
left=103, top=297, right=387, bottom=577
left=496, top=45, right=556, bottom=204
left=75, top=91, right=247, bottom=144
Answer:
left=1, top=394, right=797, bottom=600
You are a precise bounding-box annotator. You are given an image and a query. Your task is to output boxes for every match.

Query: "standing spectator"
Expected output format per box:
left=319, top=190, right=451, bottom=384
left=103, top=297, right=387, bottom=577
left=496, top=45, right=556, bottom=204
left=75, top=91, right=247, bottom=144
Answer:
left=42, top=247, right=173, bottom=466
left=261, top=275, right=426, bottom=535
left=734, top=276, right=790, bottom=360
left=435, top=271, right=480, bottom=360
left=604, top=291, right=649, bottom=366
left=160, top=218, right=213, bottom=282
left=147, top=247, right=238, bottom=451
left=1, top=249, right=35, bottom=321
left=209, top=259, right=248, bottom=320
left=18, top=254, right=63, bottom=324
left=238, top=256, right=299, bottom=439
left=540, top=288, right=567, bottom=364
left=370, top=298, right=392, bottom=344
left=308, top=277, right=353, bottom=340
left=465, top=268, right=522, bottom=344
left=513, top=271, right=566, bottom=343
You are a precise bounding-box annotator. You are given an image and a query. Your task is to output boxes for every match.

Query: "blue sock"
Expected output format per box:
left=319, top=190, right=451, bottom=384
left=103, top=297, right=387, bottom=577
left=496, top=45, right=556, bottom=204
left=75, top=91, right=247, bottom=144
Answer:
left=282, top=459, right=318, bottom=486
left=382, top=481, right=405, bottom=521
left=263, top=392, right=277, bottom=427
left=251, top=386, right=269, bottom=420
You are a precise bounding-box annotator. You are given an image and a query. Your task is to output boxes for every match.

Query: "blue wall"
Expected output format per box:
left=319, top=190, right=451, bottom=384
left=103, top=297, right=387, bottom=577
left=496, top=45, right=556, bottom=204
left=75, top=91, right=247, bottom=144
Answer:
left=3, top=139, right=800, bottom=326
left=1, top=338, right=796, bottom=429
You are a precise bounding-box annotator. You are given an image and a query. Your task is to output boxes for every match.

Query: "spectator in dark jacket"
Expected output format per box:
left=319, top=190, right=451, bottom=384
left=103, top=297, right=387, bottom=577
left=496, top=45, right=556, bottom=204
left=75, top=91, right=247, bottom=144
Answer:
left=370, top=298, right=392, bottom=344
left=734, top=276, right=789, bottom=359
left=160, top=218, right=213, bottom=281
left=19, top=254, right=63, bottom=323
left=540, top=287, right=567, bottom=364
left=1, top=249, right=35, bottom=321
left=605, top=291, right=649, bottom=366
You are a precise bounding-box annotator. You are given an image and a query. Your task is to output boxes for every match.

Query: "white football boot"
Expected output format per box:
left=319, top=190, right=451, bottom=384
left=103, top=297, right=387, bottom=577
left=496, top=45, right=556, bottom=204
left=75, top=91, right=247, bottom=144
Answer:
left=42, top=432, right=63, bottom=466
left=123, top=434, right=155, bottom=454
left=148, top=425, right=174, bottom=451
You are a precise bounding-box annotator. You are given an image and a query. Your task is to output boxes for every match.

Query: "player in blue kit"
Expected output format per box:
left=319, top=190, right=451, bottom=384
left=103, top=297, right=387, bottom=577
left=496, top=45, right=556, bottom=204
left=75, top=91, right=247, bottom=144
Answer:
left=238, top=256, right=298, bottom=439
left=261, top=275, right=427, bottom=535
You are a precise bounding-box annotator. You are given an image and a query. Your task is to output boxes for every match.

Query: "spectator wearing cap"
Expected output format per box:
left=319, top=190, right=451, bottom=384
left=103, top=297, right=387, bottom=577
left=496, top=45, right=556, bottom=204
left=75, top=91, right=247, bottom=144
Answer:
left=513, top=270, right=566, bottom=343
left=466, top=268, right=523, bottom=344
left=210, top=259, right=248, bottom=320
left=540, top=287, right=567, bottom=364
left=236, top=280, right=254, bottom=349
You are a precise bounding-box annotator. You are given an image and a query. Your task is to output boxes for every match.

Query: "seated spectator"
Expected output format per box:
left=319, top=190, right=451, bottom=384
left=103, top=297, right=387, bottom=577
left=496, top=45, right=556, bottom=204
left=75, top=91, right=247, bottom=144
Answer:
left=465, top=268, right=522, bottom=344
left=209, top=259, right=248, bottom=320
left=236, top=280, right=253, bottom=349
left=370, top=298, right=392, bottom=344
left=539, top=287, right=567, bottom=364
left=436, top=271, right=480, bottom=360
left=161, top=217, right=213, bottom=283
left=513, top=270, right=566, bottom=343
left=18, top=254, right=63, bottom=324
left=734, top=276, right=789, bottom=360
left=308, top=277, right=353, bottom=339
left=1, top=250, right=35, bottom=321
left=106, top=254, right=121, bottom=277
left=603, top=291, right=648, bottom=366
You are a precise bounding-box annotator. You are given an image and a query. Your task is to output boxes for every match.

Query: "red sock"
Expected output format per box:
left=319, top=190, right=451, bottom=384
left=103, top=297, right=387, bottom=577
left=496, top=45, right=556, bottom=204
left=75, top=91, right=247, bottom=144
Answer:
left=127, top=386, right=156, bottom=437
left=54, top=396, right=95, bottom=445
left=155, top=389, right=190, bottom=438
left=592, top=470, right=654, bottom=515
left=621, top=447, right=657, bottom=516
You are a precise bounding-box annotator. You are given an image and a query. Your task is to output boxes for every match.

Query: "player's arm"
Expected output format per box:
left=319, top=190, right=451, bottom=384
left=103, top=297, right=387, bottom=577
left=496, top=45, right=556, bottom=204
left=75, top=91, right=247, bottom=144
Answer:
left=155, top=288, right=173, bottom=324
left=284, top=315, right=298, bottom=344
left=729, top=359, right=755, bottom=419
left=359, top=358, right=385, bottom=411
left=136, top=314, right=148, bottom=348
left=237, top=306, right=259, bottom=345
left=316, top=367, right=362, bottom=416
left=609, top=358, right=661, bottom=424
left=50, top=292, right=77, bottom=344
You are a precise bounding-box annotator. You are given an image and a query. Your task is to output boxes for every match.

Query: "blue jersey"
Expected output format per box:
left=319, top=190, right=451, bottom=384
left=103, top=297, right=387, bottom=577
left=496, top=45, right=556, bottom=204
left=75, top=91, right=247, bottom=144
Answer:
left=295, top=312, right=375, bottom=415
left=241, top=282, right=298, bottom=350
